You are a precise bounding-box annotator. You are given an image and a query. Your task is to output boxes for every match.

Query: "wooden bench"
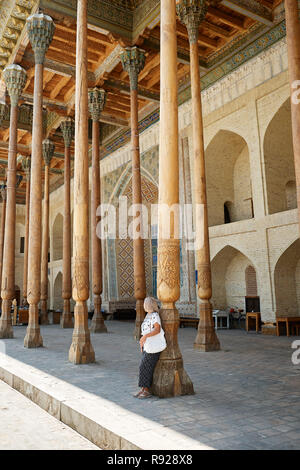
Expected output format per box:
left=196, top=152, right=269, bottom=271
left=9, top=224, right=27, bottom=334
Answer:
left=179, top=317, right=199, bottom=329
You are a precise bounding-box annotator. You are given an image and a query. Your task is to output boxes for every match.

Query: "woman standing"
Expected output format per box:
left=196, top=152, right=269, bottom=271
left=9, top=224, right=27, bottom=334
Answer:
left=134, top=297, right=166, bottom=399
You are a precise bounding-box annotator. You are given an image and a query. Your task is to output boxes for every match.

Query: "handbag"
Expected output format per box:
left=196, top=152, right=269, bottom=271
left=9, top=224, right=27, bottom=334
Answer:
left=144, top=326, right=167, bottom=354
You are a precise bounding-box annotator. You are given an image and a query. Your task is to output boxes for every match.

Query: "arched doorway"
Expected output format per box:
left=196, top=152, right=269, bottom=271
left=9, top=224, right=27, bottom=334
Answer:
left=206, top=130, right=253, bottom=226
left=53, top=272, right=63, bottom=310
left=211, top=245, right=259, bottom=313
left=263, top=98, right=296, bottom=214
left=52, top=213, right=63, bottom=261
left=274, top=239, right=300, bottom=317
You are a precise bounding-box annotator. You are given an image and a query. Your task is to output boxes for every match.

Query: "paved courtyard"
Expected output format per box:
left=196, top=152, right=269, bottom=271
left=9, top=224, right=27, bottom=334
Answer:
left=1, top=320, right=300, bottom=449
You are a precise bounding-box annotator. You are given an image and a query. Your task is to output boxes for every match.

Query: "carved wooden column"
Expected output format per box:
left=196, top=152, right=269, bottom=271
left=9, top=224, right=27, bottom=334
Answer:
left=0, top=185, right=7, bottom=304
left=61, top=118, right=74, bottom=329
left=120, top=47, right=147, bottom=340
left=177, top=0, right=220, bottom=351
left=21, top=156, right=31, bottom=306
left=152, top=0, right=194, bottom=398
left=88, top=88, right=107, bottom=334
left=40, top=139, right=54, bottom=324
left=69, top=0, right=95, bottom=364
left=24, top=12, right=54, bottom=348
left=0, top=65, right=26, bottom=339
left=285, top=0, right=300, bottom=229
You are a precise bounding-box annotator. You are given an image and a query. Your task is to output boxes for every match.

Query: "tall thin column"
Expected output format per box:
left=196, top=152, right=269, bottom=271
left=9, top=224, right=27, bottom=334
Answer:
left=177, top=0, right=220, bottom=351
left=61, top=118, right=74, bottom=329
left=21, top=156, right=31, bottom=306
left=0, top=65, right=26, bottom=339
left=88, top=88, right=107, bottom=334
left=69, top=0, right=95, bottom=364
left=121, top=47, right=147, bottom=340
left=285, top=0, right=300, bottom=229
left=40, top=139, right=54, bottom=324
left=151, top=0, right=194, bottom=398
left=0, top=185, right=7, bottom=305
left=24, top=12, right=54, bottom=348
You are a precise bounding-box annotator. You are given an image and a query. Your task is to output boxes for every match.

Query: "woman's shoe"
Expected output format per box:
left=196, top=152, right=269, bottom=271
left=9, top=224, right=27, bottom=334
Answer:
left=138, top=390, right=152, bottom=399
left=133, top=389, right=143, bottom=398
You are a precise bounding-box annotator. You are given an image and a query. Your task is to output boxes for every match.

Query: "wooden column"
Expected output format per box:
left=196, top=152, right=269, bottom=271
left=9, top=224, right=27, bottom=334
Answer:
left=177, top=0, right=220, bottom=351
left=88, top=88, right=107, bottom=334
left=0, top=65, right=26, bottom=339
left=40, top=139, right=54, bottom=324
left=69, top=0, right=95, bottom=364
left=24, top=12, right=54, bottom=348
left=285, top=0, right=300, bottom=229
left=21, top=156, right=31, bottom=306
left=151, top=0, right=194, bottom=398
left=61, top=118, right=74, bottom=329
left=0, top=185, right=7, bottom=305
left=120, top=47, right=147, bottom=340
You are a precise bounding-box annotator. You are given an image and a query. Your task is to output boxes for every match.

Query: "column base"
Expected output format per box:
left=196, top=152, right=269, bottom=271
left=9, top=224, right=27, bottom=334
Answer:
left=151, top=307, right=194, bottom=398
left=194, top=300, right=220, bottom=352
left=0, top=300, right=13, bottom=339
left=61, top=299, right=73, bottom=329
left=24, top=305, right=43, bottom=348
left=69, top=301, right=95, bottom=364
left=261, top=323, right=276, bottom=336
left=134, top=299, right=145, bottom=341
left=90, top=296, right=107, bottom=333
left=40, top=300, right=49, bottom=325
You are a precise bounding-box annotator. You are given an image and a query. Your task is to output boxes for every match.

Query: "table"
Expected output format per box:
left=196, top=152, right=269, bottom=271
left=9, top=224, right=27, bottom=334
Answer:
left=276, top=316, right=300, bottom=336
left=179, top=317, right=199, bottom=329
left=212, top=310, right=230, bottom=330
left=246, top=312, right=261, bottom=332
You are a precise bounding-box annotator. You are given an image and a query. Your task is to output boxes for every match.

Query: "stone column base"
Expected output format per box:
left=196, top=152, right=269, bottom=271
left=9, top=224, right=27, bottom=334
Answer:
left=90, top=296, right=107, bottom=333
left=40, top=299, right=49, bottom=325
left=24, top=304, right=43, bottom=348
left=69, top=302, right=95, bottom=364
left=151, top=307, right=194, bottom=398
left=194, top=300, right=220, bottom=351
left=134, top=298, right=145, bottom=341
left=0, top=300, right=13, bottom=338
left=61, top=299, right=73, bottom=328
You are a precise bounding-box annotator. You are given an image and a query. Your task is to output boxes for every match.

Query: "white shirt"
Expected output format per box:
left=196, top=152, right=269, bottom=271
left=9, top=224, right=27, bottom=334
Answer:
left=141, top=312, right=161, bottom=336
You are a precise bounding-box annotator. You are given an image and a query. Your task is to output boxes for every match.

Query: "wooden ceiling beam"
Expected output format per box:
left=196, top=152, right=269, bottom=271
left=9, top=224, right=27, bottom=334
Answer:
left=207, top=6, right=247, bottom=30
left=220, top=0, right=273, bottom=26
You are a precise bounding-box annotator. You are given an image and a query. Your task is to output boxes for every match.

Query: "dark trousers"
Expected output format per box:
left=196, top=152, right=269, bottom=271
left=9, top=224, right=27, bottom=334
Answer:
left=138, top=350, right=160, bottom=388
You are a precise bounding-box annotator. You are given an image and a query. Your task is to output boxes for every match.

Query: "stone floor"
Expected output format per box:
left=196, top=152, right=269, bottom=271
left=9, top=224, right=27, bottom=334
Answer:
left=0, top=380, right=99, bottom=450
left=1, top=320, right=300, bottom=450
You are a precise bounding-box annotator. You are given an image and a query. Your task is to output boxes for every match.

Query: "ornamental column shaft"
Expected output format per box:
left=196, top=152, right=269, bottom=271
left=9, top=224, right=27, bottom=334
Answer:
left=285, top=0, right=300, bottom=229
left=61, top=118, right=74, bottom=329
left=40, top=139, right=54, bottom=324
left=88, top=89, right=107, bottom=334
left=177, top=0, right=220, bottom=351
left=0, top=65, right=26, bottom=339
left=0, top=186, right=7, bottom=304
left=69, top=0, right=95, bottom=364
left=24, top=12, right=55, bottom=348
left=151, top=0, right=194, bottom=398
left=120, top=47, right=147, bottom=340
left=21, top=156, right=31, bottom=305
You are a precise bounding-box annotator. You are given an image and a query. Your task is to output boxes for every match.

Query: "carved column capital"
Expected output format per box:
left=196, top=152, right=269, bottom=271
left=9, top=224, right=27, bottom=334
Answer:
left=3, top=64, right=27, bottom=106
left=0, top=185, right=7, bottom=202
left=19, top=155, right=31, bottom=178
left=0, top=103, right=7, bottom=127
left=120, top=47, right=145, bottom=90
left=61, top=118, right=74, bottom=148
left=176, top=0, right=208, bottom=43
left=42, top=139, right=55, bottom=166
left=88, top=88, right=107, bottom=122
left=27, top=12, right=55, bottom=65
